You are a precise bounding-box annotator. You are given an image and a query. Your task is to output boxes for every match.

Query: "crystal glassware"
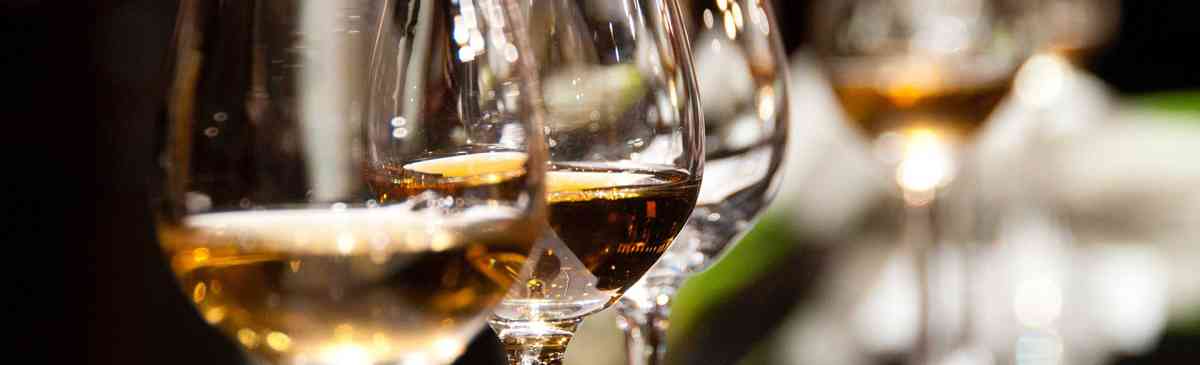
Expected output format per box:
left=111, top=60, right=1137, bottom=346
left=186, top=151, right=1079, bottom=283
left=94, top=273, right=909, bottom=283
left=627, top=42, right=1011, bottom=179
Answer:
left=485, top=0, right=705, bottom=364
left=153, top=1, right=547, bottom=364
left=613, top=1, right=791, bottom=364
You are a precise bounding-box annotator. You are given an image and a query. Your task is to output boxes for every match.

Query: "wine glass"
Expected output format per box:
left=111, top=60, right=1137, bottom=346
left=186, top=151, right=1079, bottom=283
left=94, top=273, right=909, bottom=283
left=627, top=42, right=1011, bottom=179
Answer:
left=810, top=0, right=1034, bottom=363
left=1023, top=0, right=1119, bottom=63
left=485, top=0, right=704, bottom=364
left=153, top=1, right=546, bottom=364
left=612, top=0, right=790, bottom=364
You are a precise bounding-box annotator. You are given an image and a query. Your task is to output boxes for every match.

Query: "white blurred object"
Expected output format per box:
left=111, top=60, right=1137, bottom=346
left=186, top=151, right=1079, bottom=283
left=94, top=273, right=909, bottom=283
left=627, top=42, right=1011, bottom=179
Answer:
left=564, top=309, right=626, bottom=365
left=774, top=52, right=888, bottom=239
left=772, top=47, right=1200, bottom=365
left=852, top=249, right=921, bottom=354
left=1081, top=245, right=1169, bottom=354
left=694, top=32, right=756, bottom=122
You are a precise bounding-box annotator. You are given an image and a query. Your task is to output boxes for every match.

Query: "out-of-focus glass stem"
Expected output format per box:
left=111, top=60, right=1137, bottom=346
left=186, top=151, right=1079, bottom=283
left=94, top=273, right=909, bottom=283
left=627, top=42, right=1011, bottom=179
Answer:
left=903, top=194, right=940, bottom=365
left=490, top=319, right=580, bottom=365
left=616, top=277, right=682, bottom=365
left=892, top=130, right=970, bottom=365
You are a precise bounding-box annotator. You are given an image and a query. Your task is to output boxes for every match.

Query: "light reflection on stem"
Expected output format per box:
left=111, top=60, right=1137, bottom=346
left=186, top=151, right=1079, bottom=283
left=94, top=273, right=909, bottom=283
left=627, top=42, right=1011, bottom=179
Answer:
left=615, top=278, right=681, bottom=365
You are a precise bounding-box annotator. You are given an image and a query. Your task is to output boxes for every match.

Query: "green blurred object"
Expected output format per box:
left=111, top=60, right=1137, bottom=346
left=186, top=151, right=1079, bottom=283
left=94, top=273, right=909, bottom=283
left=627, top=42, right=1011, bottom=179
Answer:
left=1133, top=90, right=1200, bottom=117
left=543, top=64, right=646, bottom=131
left=1125, top=90, right=1200, bottom=338
left=667, top=211, right=799, bottom=346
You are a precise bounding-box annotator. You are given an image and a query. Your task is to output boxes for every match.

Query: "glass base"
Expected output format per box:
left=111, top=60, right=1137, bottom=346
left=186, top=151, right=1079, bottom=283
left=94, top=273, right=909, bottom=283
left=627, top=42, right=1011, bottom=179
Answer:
left=489, top=318, right=581, bottom=365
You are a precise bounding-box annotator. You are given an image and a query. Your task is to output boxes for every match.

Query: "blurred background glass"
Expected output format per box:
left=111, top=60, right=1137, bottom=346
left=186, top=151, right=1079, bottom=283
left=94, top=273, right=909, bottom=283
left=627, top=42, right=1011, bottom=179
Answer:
left=81, top=0, right=1200, bottom=364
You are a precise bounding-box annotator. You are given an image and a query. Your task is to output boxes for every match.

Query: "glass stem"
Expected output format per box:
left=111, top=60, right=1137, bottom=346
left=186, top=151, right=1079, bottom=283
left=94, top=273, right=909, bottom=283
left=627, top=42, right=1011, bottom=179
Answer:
left=905, top=162, right=977, bottom=365
left=615, top=278, right=681, bottom=365
left=904, top=194, right=939, bottom=365
left=490, top=318, right=580, bottom=365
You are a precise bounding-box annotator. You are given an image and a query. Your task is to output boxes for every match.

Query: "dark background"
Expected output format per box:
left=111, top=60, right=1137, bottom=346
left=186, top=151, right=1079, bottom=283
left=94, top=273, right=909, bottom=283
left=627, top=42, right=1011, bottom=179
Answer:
left=4, top=0, right=1186, bottom=363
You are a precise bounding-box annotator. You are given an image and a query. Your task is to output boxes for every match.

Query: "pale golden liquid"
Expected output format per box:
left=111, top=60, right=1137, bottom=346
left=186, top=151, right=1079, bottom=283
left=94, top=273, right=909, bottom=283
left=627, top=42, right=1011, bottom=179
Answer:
left=831, top=79, right=1011, bottom=142
left=159, top=208, right=534, bottom=364
left=370, top=152, right=699, bottom=316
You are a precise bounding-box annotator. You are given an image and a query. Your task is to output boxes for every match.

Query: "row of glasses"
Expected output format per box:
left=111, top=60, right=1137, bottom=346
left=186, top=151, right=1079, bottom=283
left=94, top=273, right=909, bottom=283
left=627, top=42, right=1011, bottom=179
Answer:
left=615, top=0, right=791, bottom=364
left=151, top=0, right=1079, bottom=364
left=154, top=0, right=703, bottom=364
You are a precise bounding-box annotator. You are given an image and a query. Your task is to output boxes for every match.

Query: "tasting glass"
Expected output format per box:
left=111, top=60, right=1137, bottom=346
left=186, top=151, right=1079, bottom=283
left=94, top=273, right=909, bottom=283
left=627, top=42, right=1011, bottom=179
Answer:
left=486, top=0, right=704, bottom=364
left=153, top=1, right=547, bottom=364
left=612, top=1, right=790, bottom=364
left=810, top=0, right=1035, bottom=363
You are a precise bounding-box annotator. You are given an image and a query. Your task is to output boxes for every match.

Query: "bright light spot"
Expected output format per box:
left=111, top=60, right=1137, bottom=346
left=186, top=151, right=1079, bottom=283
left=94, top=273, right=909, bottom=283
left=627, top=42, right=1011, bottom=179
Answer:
left=703, top=9, right=714, bottom=28
left=266, top=331, right=293, bottom=352
left=452, top=16, right=469, bottom=45
left=458, top=47, right=477, bottom=62
left=655, top=294, right=671, bottom=306
left=668, top=78, right=679, bottom=108
left=1013, top=278, right=1063, bottom=328
left=237, top=328, right=260, bottom=348
left=504, top=43, right=519, bottom=62
left=390, top=116, right=407, bottom=127
left=392, top=127, right=409, bottom=139
left=1014, top=54, right=1070, bottom=107
left=895, top=130, right=955, bottom=197
left=203, top=306, right=226, bottom=323
left=337, top=232, right=357, bottom=254
left=731, top=2, right=744, bottom=30
left=468, top=31, right=484, bottom=53
left=431, top=230, right=456, bottom=252
left=321, top=343, right=371, bottom=365
left=756, top=85, right=776, bottom=121
left=192, top=248, right=210, bottom=263
left=401, top=352, right=431, bottom=365
left=432, top=337, right=464, bottom=360
left=723, top=11, right=738, bottom=39
left=716, top=0, right=728, bottom=11
left=192, top=282, right=207, bottom=303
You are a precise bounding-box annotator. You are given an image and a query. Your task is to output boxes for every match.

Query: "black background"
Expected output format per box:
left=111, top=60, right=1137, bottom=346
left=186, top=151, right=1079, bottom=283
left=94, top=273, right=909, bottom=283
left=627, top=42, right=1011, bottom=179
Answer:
left=3, top=0, right=1188, bottom=363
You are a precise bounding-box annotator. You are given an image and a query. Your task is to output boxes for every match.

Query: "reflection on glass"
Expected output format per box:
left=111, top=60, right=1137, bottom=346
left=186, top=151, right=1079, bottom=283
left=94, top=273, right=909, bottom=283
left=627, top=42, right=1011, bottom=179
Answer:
left=485, top=0, right=705, bottom=364
left=154, top=1, right=547, bottom=364
left=611, top=0, right=790, bottom=364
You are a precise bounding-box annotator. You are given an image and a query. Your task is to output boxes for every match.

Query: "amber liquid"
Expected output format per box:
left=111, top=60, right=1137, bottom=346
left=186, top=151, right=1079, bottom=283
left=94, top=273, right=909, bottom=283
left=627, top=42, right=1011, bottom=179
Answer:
left=369, top=152, right=699, bottom=303
left=541, top=164, right=698, bottom=292
left=830, top=74, right=1013, bottom=141
left=159, top=206, right=533, bottom=364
